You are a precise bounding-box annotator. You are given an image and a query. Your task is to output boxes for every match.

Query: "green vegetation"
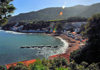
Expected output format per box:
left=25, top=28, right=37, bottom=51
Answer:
left=54, top=22, right=65, bottom=34
left=0, top=0, right=15, bottom=26
left=2, top=20, right=66, bottom=34
left=1, top=1, right=100, bottom=70
left=9, top=3, right=100, bottom=23
left=2, top=21, right=51, bottom=30
left=8, top=62, right=29, bottom=70
left=66, top=17, right=87, bottom=22
left=0, top=57, right=100, bottom=70
left=71, top=13, right=100, bottom=64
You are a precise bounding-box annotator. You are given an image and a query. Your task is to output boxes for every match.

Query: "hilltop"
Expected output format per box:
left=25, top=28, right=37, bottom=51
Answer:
left=8, top=3, right=100, bottom=23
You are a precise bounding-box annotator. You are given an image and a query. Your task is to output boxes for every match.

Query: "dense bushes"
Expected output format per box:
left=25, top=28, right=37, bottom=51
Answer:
left=0, top=66, right=6, bottom=70
left=70, top=49, right=81, bottom=62
left=0, top=58, right=68, bottom=70
left=0, top=57, right=100, bottom=70
left=67, top=17, right=87, bottom=22
left=71, top=13, right=100, bottom=64
left=23, top=21, right=50, bottom=30
left=8, top=62, right=29, bottom=70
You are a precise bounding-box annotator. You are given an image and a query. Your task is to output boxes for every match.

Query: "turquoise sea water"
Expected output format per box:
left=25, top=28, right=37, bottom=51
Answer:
left=0, top=30, right=63, bottom=65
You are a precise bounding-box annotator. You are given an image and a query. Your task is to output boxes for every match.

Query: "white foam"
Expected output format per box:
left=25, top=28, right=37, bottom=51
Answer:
left=33, top=37, right=69, bottom=58
left=4, top=30, right=34, bottom=35
left=0, top=30, right=30, bottom=34
left=0, top=30, right=4, bottom=32
left=56, top=37, right=69, bottom=54
left=4, top=31, right=26, bottom=34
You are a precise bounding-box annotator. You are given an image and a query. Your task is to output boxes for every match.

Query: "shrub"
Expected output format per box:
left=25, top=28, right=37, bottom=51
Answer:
left=29, top=59, right=49, bottom=70
left=53, top=57, right=68, bottom=67
left=8, top=63, right=28, bottom=70
left=56, top=67, right=68, bottom=70
left=0, top=66, right=6, bottom=70
left=71, top=13, right=100, bottom=64
left=70, top=49, right=81, bottom=62
left=88, top=63, right=99, bottom=70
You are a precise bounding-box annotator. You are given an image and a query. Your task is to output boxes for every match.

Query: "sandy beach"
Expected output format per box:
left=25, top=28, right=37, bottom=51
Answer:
left=49, top=34, right=82, bottom=62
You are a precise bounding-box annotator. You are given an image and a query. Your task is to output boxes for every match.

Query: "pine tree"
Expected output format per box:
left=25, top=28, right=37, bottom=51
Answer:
left=0, top=0, right=15, bottom=26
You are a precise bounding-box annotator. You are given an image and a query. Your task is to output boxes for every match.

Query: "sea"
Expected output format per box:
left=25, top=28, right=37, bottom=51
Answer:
left=0, top=30, right=68, bottom=65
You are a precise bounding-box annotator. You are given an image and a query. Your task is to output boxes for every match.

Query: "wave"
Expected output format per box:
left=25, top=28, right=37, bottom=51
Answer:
left=5, top=31, right=26, bottom=34
left=0, top=30, right=25, bottom=34
left=1, top=30, right=34, bottom=35
left=0, top=30, right=69, bottom=58
left=35, top=37, right=69, bottom=58
left=0, top=30, right=4, bottom=32
left=55, top=37, right=69, bottom=54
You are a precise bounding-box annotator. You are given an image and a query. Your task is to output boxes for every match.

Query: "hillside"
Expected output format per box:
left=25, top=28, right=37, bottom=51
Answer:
left=9, top=3, right=100, bottom=23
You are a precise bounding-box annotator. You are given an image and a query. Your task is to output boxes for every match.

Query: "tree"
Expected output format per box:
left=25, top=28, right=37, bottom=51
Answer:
left=67, top=17, right=87, bottom=22
left=0, top=0, right=15, bottom=26
left=56, top=23, right=65, bottom=34
left=72, top=13, right=100, bottom=64
left=0, top=66, right=6, bottom=70
left=29, top=59, right=49, bottom=70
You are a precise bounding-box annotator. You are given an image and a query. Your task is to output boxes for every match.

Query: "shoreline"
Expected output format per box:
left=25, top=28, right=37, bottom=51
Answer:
left=49, top=34, right=82, bottom=62
left=2, top=30, right=83, bottom=68
left=55, top=37, right=69, bottom=54
left=1, top=30, right=69, bottom=56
